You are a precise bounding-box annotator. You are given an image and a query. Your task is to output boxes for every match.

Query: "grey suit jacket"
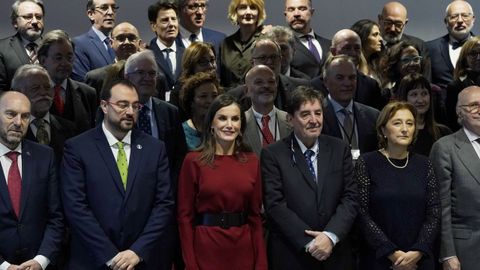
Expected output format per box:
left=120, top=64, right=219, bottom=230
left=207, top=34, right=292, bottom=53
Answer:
left=244, top=107, right=291, bottom=156
left=430, top=129, right=480, bottom=270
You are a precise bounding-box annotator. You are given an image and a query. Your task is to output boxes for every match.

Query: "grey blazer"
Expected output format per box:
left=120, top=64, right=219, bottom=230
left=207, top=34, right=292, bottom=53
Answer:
left=244, top=107, right=291, bottom=156
left=430, top=129, right=480, bottom=270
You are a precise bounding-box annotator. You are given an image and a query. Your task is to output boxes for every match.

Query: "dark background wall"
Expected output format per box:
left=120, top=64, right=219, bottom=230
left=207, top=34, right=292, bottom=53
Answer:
left=1, top=1, right=479, bottom=44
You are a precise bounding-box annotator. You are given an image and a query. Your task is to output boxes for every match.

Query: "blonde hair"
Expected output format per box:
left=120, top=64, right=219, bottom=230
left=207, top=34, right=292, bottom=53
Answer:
left=227, top=0, right=266, bottom=26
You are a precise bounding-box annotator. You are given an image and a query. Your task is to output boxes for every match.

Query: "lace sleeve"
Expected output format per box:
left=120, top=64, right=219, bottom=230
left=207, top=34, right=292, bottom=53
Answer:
left=355, top=156, right=398, bottom=259
left=410, top=160, right=441, bottom=255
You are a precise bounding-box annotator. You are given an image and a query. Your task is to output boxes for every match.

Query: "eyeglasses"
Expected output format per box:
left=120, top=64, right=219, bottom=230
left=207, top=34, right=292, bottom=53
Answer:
left=197, top=58, right=216, bottom=67
left=382, top=19, right=405, bottom=30
left=113, top=34, right=138, bottom=42
left=400, top=56, right=422, bottom=64
left=447, top=13, right=473, bottom=22
left=467, top=51, right=480, bottom=59
left=459, top=103, right=480, bottom=114
left=127, top=70, right=157, bottom=78
left=17, top=13, right=43, bottom=22
left=252, top=55, right=281, bottom=62
left=94, top=4, right=119, bottom=13
left=105, top=100, right=142, bottom=112
left=185, top=3, right=208, bottom=12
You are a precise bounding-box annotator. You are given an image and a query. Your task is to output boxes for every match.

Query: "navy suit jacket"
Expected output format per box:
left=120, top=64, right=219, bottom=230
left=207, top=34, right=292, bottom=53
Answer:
left=149, top=38, right=184, bottom=92
left=322, top=100, right=379, bottom=154
left=61, top=126, right=174, bottom=270
left=72, top=28, right=115, bottom=82
left=175, top=27, right=226, bottom=55
left=290, top=33, right=331, bottom=79
left=0, top=140, right=63, bottom=266
left=427, top=34, right=455, bottom=89
left=0, top=33, right=33, bottom=91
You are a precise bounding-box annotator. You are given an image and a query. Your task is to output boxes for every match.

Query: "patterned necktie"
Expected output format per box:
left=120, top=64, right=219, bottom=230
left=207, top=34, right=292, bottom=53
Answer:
left=304, top=35, right=321, bottom=63
left=304, top=149, right=316, bottom=181
left=189, top=33, right=197, bottom=43
left=116, top=142, right=128, bottom=189
left=53, top=85, right=64, bottom=115
left=6, top=151, right=21, bottom=217
left=33, top=118, right=49, bottom=145
left=261, top=115, right=274, bottom=146
left=341, top=108, right=358, bottom=149
left=163, top=48, right=174, bottom=75
left=104, top=37, right=116, bottom=60
left=26, top=42, right=38, bottom=64
left=138, top=105, right=152, bottom=135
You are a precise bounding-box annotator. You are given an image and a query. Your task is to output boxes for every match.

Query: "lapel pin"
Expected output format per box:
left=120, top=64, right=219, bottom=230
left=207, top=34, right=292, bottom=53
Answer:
left=26, top=151, right=31, bottom=156
left=136, top=144, right=142, bottom=150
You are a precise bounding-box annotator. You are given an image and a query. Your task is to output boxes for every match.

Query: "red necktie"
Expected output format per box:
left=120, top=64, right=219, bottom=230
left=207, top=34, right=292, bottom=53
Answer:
left=6, top=151, right=21, bottom=217
left=261, top=115, right=274, bottom=146
left=53, top=85, right=64, bottom=115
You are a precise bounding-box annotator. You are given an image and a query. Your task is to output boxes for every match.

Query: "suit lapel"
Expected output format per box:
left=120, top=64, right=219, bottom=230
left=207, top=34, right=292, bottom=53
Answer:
left=315, top=137, right=332, bottom=206
left=19, top=142, right=34, bottom=220
left=149, top=39, right=175, bottom=85
left=0, top=162, right=14, bottom=217
left=276, top=109, right=291, bottom=139
left=245, top=109, right=262, bottom=153
left=324, top=102, right=342, bottom=138
left=124, top=131, right=144, bottom=201
left=440, top=35, right=454, bottom=71
left=11, top=34, right=31, bottom=64
left=291, top=135, right=316, bottom=190
left=94, top=127, right=125, bottom=195
left=89, top=29, right=112, bottom=64
left=174, top=46, right=184, bottom=79
left=455, top=130, right=480, bottom=185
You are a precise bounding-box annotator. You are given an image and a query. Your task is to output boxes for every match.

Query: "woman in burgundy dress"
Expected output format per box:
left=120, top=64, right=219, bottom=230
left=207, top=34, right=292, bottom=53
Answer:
left=178, top=94, right=267, bottom=270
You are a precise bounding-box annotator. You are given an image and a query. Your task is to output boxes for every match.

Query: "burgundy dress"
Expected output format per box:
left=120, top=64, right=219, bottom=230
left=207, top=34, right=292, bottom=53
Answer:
left=178, top=151, right=267, bottom=270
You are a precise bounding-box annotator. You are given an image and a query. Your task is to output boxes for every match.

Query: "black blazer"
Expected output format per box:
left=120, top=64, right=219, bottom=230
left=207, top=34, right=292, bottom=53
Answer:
left=261, top=134, right=358, bottom=270
left=0, top=33, right=33, bottom=91
left=290, top=33, right=331, bottom=79
left=149, top=38, right=184, bottom=92
left=427, top=34, right=455, bottom=89
left=322, top=100, right=379, bottom=154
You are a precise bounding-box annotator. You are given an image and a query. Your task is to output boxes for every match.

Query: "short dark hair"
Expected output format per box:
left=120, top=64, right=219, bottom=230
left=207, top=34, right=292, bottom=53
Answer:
left=286, top=86, right=324, bottom=115
left=101, top=79, right=137, bottom=101
left=376, top=101, right=418, bottom=149
left=180, top=71, right=222, bottom=118
left=38, top=29, right=73, bottom=61
left=148, top=1, right=179, bottom=23
left=11, top=0, right=45, bottom=24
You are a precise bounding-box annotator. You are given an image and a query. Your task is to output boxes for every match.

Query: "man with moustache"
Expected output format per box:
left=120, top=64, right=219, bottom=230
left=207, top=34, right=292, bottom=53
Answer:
left=176, top=0, right=225, bottom=54
left=11, top=64, right=75, bottom=162
left=72, top=0, right=118, bottom=82
left=378, top=1, right=431, bottom=80
left=148, top=2, right=184, bottom=100
left=284, top=0, right=331, bottom=78
left=0, top=0, right=45, bottom=91
left=430, top=86, right=480, bottom=270
left=38, top=30, right=97, bottom=133
left=0, top=91, right=64, bottom=270
left=62, top=80, right=174, bottom=270
left=427, top=1, right=476, bottom=90
left=261, top=86, right=358, bottom=269
left=243, top=65, right=292, bottom=156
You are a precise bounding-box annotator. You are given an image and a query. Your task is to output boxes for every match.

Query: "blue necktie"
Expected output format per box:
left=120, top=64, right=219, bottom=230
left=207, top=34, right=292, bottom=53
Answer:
left=138, top=105, right=152, bottom=135
left=304, top=149, right=316, bottom=181
left=163, top=48, right=174, bottom=76
left=304, top=35, right=321, bottom=63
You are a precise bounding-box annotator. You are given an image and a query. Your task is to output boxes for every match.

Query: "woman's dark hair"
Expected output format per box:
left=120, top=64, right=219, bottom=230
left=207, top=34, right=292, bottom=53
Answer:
left=197, top=94, right=251, bottom=166
left=376, top=101, right=418, bottom=149
left=351, top=19, right=379, bottom=59
left=379, top=41, right=423, bottom=88
left=180, top=71, right=222, bottom=118
left=397, top=73, right=444, bottom=141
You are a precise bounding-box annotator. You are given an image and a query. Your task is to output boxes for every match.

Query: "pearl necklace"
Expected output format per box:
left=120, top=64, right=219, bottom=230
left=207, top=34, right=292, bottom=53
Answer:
left=380, top=149, right=409, bottom=169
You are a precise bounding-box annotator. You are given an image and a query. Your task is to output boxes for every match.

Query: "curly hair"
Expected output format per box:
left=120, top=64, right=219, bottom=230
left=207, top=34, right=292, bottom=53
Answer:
left=180, top=70, right=222, bottom=118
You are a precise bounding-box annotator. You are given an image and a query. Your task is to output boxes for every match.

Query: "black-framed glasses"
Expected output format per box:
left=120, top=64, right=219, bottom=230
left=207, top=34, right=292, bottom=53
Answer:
left=127, top=70, right=157, bottom=78
left=113, top=34, right=138, bottom=42
left=94, top=4, right=119, bottom=13
left=467, top=51, right=480, bottom=59
left=400, top=56, right=422, bottom=64
left=459, top=103, right=480, bottom=114
left=252, top=55, right=281, bottom=62
left=105, top=100, right=142, bottom=112
left=447, top=13, right=473, bottom=22
left=17, top=13, right=43, bottom=22
left=185, top=3, right=208, bottom=12
left=382, top=19, right=405, bottom=30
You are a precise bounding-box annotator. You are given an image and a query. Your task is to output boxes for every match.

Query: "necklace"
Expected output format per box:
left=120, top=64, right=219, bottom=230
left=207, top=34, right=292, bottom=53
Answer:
left=380, top=149, right=409, bottom=169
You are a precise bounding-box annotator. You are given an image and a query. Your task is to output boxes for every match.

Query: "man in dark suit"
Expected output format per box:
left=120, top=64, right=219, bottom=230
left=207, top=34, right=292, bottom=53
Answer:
left=11, top=64, right=75, bottom=162
left=284, top=0, right=331, bottom=79
left=320, top=55, right=379, bottom=158
left=61, top=80, right=174, bottom=270
left=72, top=0, right=118, bottom=82
left=229, top=38, right=311, bottom=111
left=38, top=29, right=97, bottom=133
left=427, top=1, right=475, bottom=90
left=176, top=0, right=225, bottom=54
left=430, top=86, right=480, bottom=270
left=261, top=86, right=358, bottom=270
left=378, top=1, right=431, bottom=80
left=0, top=91, right=63, bottom=270
left=311, top=29, right=386, bottom=110
left=0, top=0, right=45, bottom=91
left=244, top=65, right=292, bottom=156
left=148, top=2, right=184, bottom=100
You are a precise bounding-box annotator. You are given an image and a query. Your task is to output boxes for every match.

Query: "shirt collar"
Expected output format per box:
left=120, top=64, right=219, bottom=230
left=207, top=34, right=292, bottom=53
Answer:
left=21, top=36, right=40, bottom=48
left=252, top=106, right=276, bottom=119
left=102, top=122, right=132, bottom=147
left=295, top=29, right=315, bottom=39
left=0, top=142, right=22, bottom=156
left=92, top=25, right=109, bottom=42
left=179, top=25, right=203, bottom=39
left=463, top=126, right=480, bottom=143
left=143, top=97, right=153, bottom=110
left=294, top=134, right=319, bottom=156
left=328, top=94, right=354, bottom=113
left=30, top=112, right=50, bottom=124
left=156, top=38, right=177, bottom=52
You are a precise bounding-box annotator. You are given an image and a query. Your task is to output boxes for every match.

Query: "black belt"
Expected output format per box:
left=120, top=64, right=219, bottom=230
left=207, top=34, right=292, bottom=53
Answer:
left=196, top=212, right=248, bottom=229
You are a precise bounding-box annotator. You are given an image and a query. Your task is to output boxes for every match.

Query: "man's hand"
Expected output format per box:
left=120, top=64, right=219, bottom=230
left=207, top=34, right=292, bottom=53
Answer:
left=7, top=265, right=20, bottom=270
left=110, top=250, right=140, bottom=270
left=18, top=260, right=42, bottom=270
left=443, top=257, right=461, bottom=270
left=304, top=230, right=333, bottom=261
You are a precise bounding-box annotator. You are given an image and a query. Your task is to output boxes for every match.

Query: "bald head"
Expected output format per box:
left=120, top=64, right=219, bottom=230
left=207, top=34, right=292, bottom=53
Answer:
left=0, top=91, right=31, bottom=149
left=245, top=65, right=277, bottom=113
left=111, top=22, right=141, bottom=60
left=379, top=1, right=408, bottom=44
left=456, top=86, right=480, bottom=134
left=251, top=39, right=282, bottom=75
left=330, top=29, right=362, bottom=65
